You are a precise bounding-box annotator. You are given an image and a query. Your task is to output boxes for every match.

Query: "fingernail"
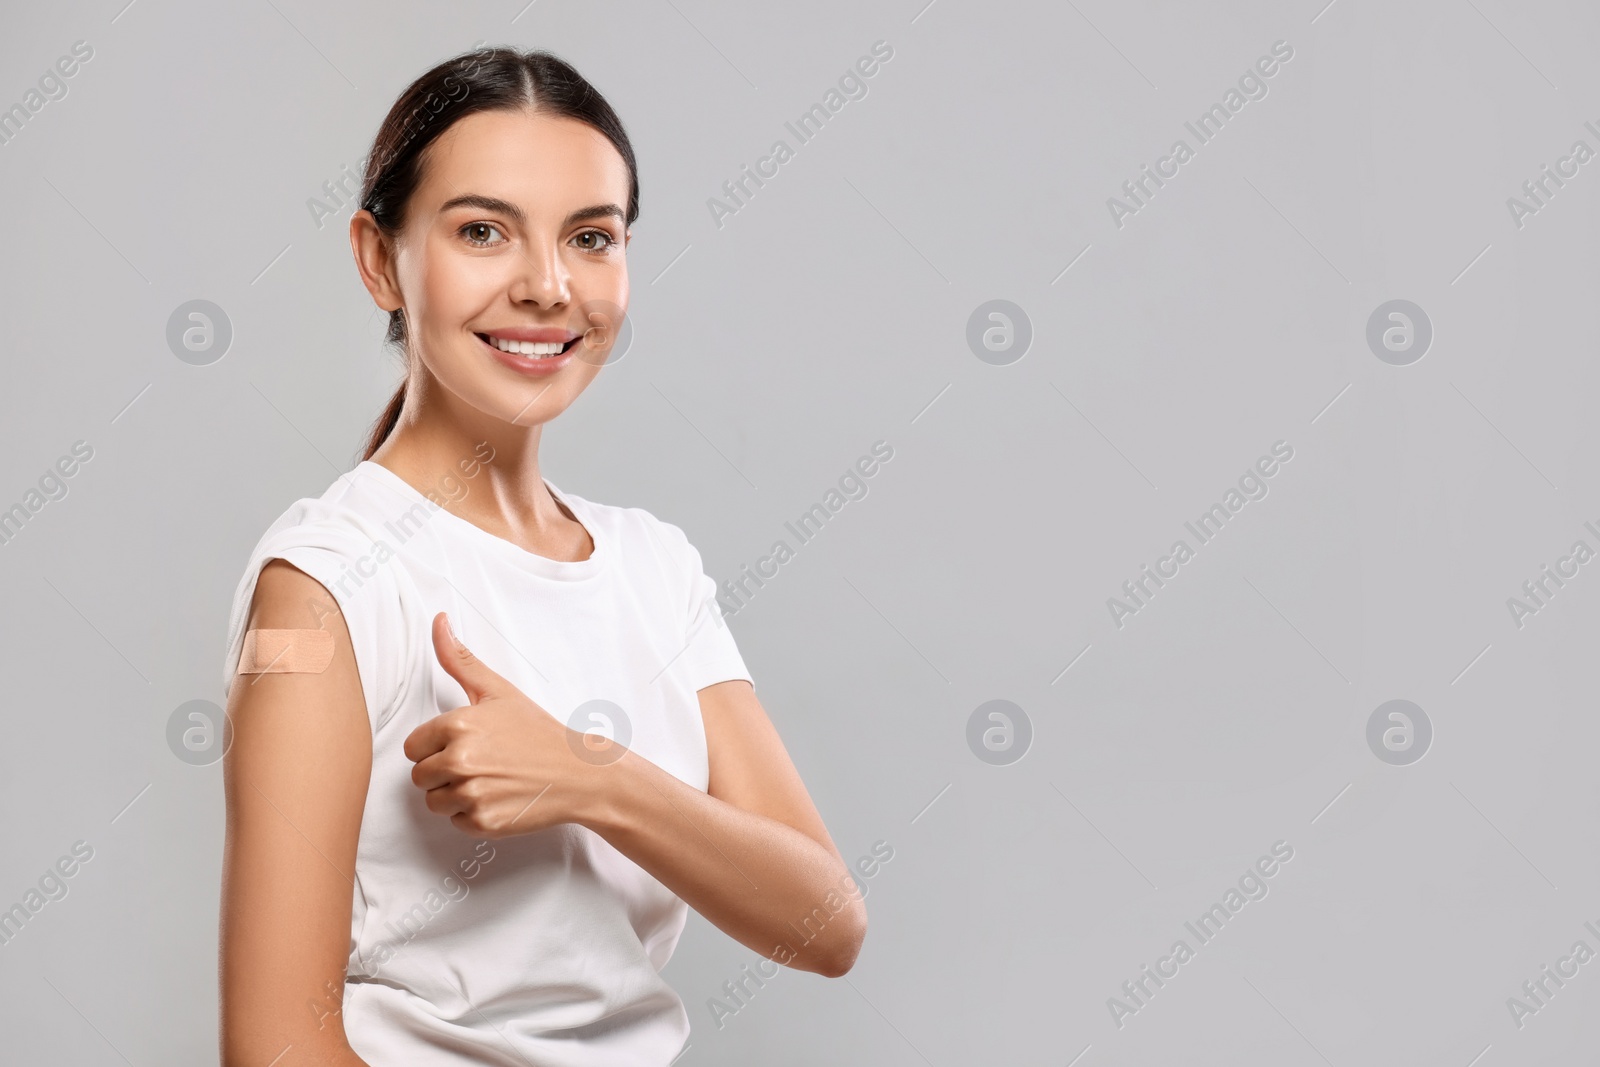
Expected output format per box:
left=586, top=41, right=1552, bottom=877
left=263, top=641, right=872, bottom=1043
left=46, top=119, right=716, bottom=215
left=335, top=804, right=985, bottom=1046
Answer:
left=444, top=613, right=465, bottom=652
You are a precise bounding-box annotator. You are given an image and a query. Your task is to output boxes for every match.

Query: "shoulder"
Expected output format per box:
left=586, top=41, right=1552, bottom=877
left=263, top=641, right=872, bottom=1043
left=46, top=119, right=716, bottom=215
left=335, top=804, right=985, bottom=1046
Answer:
left=222, top=468, right=425, bottom=724
left=549, top=482, right=695, bottom=564
left=241, top=466, right=416, bottom=586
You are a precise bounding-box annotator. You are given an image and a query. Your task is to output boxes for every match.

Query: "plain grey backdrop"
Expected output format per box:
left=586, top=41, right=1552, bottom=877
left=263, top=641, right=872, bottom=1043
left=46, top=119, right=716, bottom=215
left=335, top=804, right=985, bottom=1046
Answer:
left=2, top=0, right=1598, bottom=1063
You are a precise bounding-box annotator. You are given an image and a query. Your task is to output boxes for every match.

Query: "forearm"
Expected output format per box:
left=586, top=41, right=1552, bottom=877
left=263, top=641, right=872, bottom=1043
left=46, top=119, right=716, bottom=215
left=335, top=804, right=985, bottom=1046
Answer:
left=578, top=749, right=865, bottom=976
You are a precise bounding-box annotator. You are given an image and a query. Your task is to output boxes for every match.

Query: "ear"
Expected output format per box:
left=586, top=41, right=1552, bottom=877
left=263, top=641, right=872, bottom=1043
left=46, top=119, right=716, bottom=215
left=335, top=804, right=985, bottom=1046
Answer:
left=350, top=209, right=404, bottom=316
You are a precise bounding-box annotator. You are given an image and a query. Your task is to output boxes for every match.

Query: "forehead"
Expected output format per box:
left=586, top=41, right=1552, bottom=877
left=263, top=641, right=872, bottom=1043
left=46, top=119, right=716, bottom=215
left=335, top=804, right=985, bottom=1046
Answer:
left=415, top=108, right=630, bottom=213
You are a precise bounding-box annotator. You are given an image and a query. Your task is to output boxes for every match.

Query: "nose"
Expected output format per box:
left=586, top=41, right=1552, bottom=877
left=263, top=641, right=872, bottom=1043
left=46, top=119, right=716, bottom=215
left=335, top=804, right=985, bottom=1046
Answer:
left=508, top=233, right=570, bottom=308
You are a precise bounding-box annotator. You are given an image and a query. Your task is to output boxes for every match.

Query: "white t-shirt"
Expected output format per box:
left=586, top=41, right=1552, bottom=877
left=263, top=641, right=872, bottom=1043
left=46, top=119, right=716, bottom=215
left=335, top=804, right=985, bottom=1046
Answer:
left=222, top=460, right=753, bottom=1066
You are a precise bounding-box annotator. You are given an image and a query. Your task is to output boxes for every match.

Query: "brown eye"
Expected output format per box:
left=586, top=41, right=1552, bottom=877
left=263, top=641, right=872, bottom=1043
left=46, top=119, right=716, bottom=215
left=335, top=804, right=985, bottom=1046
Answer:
left=573, top=230, right=613, bottom=252
left=462, top=222, right=504, bottom=246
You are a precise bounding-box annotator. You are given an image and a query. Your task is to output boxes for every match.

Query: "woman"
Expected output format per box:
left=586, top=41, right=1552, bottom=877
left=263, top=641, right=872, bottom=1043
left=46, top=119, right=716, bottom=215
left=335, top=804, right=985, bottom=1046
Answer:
left=218, top=46, right=866, bottom=1066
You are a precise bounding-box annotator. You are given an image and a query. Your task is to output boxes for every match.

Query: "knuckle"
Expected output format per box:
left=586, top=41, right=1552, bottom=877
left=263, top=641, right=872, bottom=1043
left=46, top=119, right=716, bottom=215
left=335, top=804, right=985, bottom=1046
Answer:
left=449, top=709, right=484, bottom=738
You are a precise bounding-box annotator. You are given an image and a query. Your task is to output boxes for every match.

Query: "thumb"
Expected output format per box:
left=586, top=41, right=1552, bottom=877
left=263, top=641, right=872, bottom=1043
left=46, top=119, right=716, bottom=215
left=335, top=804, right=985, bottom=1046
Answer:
left=432, top=612, right=509, bottom=704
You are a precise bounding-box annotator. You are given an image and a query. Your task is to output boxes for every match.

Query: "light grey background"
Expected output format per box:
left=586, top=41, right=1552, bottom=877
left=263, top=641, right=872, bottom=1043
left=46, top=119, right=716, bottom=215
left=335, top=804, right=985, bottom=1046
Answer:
left=1, top=0, right=1596, bottom=1063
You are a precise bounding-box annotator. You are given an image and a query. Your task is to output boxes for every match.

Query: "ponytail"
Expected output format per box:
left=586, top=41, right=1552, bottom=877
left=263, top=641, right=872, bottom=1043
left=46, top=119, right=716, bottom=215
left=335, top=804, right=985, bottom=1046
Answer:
left=363, top=381, right=407, bottom=460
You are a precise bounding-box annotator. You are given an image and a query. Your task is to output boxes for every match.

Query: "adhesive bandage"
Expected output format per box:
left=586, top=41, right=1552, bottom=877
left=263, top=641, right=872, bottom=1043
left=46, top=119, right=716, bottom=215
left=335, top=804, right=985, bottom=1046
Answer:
left=238, top=628, right=334, bottom=674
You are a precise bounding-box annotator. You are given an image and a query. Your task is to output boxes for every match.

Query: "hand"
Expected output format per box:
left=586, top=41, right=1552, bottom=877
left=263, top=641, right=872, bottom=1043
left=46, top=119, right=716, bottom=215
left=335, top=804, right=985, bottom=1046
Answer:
left=403, top=612, right=607, bottom=838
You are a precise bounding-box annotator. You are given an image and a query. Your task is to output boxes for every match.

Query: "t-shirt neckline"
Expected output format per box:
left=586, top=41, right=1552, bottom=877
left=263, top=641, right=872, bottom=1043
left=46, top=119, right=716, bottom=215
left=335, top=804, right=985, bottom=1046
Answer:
left=356, top=460, right=605, bottom=582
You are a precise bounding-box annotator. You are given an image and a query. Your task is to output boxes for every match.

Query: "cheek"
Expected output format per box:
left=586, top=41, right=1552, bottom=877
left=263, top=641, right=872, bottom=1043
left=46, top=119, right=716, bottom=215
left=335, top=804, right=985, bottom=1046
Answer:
left=570, top=247, right=626, bottom=285
left=418, top=245, right=501, bottom=324
left=566, top=252, right=630, bottom=323
left=404, top=250, right=503, bottom=375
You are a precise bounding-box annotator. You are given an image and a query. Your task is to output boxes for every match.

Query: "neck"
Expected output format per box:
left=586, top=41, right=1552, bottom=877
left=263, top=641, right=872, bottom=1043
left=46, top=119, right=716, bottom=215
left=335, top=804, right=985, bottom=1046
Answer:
left=368, top=373, right=564, bottom=531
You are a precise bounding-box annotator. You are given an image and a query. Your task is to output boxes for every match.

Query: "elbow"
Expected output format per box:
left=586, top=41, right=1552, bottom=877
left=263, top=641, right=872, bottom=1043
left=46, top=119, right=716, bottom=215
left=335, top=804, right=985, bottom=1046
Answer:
left=817, top=902, right=868, bottom=978
left=819, top=947, right=859, bottom=979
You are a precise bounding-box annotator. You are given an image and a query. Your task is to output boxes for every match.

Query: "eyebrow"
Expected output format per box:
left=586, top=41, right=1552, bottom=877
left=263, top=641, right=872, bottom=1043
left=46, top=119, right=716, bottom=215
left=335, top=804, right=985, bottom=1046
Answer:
left=438, top=195, right=625, bottom=229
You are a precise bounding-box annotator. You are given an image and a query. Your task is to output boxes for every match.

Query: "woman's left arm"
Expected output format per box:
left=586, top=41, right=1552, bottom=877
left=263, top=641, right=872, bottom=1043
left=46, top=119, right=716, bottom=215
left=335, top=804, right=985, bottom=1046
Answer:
left=407, top=614, right=867, bottom=977
left=585, top=677, right=867, bottom=977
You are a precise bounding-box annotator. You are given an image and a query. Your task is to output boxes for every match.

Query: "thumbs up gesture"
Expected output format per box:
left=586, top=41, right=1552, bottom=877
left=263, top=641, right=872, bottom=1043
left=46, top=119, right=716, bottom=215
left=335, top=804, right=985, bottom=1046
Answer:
left=404, top=612, right=612, bottom=838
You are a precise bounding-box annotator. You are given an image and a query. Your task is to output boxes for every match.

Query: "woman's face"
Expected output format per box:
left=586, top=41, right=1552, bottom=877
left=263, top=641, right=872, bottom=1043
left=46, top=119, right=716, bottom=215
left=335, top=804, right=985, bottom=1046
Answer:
left=367, top=107, right=632, bottom=428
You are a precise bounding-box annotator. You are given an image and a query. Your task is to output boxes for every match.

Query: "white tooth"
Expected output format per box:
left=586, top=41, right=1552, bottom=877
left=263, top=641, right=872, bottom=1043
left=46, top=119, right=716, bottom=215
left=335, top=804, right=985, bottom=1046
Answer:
left=488, top=336, right=567, bottom=357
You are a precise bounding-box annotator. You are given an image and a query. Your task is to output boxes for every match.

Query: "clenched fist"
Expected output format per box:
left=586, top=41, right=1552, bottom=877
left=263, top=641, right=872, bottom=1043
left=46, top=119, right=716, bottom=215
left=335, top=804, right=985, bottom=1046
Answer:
left=403, top=612, right=620, bottom=838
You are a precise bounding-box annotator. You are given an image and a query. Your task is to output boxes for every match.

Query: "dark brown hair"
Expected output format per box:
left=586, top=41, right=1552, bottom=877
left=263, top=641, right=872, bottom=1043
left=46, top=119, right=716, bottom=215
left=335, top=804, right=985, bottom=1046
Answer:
left=357, top=46, right=640, bottom=460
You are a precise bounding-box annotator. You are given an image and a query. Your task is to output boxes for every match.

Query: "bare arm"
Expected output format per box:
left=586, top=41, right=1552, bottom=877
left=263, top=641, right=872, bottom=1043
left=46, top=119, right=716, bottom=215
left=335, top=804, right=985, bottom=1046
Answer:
left=408, top=620, right=868, bottom=977
left=583, top=679, right=867, bottom=977
left=219, top=559, right=374, bottom=1066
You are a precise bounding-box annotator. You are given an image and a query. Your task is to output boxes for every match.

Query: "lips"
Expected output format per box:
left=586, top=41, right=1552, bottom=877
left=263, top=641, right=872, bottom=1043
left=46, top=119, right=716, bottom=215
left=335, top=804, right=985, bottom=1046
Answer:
left=475, top=329, right=581, bottom=358
left=474, top=330, right=577, bottom=377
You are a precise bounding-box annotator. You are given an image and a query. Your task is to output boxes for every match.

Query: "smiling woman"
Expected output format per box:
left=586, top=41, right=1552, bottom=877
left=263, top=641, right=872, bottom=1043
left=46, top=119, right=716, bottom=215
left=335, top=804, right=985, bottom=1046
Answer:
left=218, top=46, right=864, bottom=1067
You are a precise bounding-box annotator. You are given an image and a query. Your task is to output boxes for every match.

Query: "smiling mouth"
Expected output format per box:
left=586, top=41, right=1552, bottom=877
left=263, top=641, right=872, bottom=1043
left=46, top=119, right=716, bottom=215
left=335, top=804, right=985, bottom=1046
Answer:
left=476, top=333, right=580, bottom=358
